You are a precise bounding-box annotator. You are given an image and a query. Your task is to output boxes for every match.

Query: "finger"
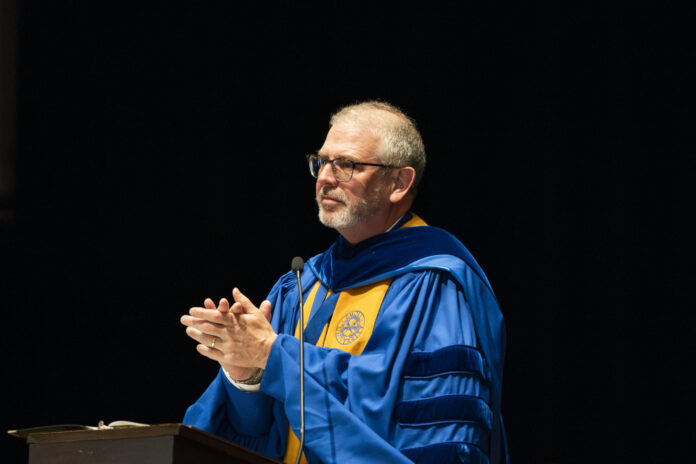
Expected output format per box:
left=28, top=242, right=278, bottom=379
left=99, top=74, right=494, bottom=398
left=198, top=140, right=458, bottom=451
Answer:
left=229, top=300, right=245, bottom=314
left=232, top=287, right=258, bottom=314
left=195, top=344, right=224, bottom=363
left=180, top=314, right=194, bottom=326
left=259, top=300, right=272, bottom=322
left=204, top=298, right=215, bottom=309
left=184, top=326, right=207, bottom=344
left=185, top=326, right=224, bottom=348
left=217, top=298, right=230, bottom=313
left=189, top=307, right=228, bottom=324
left=181, top=313, right=226, bottom=331
left=184, top=307, right=210, bottom=323
left=195, top=320, right=227, bottom=335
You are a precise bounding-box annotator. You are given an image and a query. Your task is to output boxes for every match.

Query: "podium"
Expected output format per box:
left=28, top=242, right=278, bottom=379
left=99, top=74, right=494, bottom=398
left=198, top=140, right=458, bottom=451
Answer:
left=15, top=423, right=280, bottom=464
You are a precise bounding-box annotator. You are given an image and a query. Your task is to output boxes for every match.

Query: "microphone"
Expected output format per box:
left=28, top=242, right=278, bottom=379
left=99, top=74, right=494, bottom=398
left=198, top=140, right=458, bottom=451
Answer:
left=291, top=256, right=304, bottom=274
left=291, top=257, right=305, bottom=464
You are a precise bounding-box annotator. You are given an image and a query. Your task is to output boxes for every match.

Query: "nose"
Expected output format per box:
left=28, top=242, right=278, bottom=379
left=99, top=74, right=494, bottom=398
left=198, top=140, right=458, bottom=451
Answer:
left=316, top=160, right=338, bottom=185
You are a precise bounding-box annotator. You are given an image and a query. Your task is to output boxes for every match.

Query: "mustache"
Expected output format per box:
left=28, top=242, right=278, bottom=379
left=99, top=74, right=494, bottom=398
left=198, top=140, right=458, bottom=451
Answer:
left=318, top=187, right=347, bottom=203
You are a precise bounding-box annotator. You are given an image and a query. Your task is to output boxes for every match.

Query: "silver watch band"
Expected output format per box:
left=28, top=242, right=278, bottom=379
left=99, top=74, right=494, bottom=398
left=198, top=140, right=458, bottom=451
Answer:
left=222, top=368, right=264, bottom=392
left=236, top=368, right=264, bottom=385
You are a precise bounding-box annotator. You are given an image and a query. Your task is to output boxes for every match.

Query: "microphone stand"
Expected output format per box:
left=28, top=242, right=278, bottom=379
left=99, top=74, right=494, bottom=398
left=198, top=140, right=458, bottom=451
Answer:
left=291, top=257, right=305, bottom=464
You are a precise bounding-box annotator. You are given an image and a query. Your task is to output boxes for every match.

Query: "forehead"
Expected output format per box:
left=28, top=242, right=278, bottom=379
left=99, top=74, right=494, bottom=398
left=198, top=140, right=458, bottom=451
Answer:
left=318, top=123, right=381, bottom=162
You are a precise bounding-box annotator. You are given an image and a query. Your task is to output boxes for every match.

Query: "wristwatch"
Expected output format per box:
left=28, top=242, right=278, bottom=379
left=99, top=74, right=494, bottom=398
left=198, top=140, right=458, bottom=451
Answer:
left=223, top=368, right=264, bottom=392
left=237, top=368, right=264, bottom=385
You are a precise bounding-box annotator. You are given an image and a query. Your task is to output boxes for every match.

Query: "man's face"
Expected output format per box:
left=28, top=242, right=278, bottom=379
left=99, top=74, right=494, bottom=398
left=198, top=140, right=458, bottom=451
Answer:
left=315, top=123, right=392, bottom=230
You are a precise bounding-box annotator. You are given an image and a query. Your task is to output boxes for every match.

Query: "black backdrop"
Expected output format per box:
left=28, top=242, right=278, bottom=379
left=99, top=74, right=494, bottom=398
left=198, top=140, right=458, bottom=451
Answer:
left=2, top=2, right=694, bottom=462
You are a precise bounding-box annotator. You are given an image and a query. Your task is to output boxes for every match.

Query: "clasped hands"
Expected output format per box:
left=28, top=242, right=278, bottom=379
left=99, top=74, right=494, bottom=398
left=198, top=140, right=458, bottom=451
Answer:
left=180, top=287, right=277, bottom=381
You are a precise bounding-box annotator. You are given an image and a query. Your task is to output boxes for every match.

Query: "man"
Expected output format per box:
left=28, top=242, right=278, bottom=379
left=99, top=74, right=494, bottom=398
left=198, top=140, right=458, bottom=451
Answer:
left=181, top=101, right=508, bottom=463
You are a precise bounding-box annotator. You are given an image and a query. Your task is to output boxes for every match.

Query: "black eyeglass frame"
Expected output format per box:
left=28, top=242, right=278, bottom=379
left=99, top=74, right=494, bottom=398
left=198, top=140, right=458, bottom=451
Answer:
left=306, top=154, right=399, bottom=182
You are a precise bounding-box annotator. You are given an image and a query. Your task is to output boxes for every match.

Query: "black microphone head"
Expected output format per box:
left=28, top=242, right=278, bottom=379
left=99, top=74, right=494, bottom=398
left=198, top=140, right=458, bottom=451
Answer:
left=291, top=256, right=304, bottom=273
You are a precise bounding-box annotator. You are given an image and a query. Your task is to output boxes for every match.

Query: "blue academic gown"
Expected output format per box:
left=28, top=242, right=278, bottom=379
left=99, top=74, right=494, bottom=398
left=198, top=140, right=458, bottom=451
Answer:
left=184, top=223, right=508, bottom=464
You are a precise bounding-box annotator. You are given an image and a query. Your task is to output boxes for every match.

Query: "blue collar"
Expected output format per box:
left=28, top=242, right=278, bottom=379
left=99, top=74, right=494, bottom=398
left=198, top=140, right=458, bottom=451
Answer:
left=306, top=224, right=492, bottom=293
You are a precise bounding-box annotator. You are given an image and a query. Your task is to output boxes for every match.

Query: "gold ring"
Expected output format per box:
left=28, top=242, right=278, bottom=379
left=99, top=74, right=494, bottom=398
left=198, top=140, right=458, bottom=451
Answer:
left=210, top=336, right=217, bottom=348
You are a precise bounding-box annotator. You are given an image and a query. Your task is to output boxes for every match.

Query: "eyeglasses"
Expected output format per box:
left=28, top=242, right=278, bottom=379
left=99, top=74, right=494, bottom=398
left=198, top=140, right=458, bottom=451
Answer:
left=306, top=154, right=398, bottom=182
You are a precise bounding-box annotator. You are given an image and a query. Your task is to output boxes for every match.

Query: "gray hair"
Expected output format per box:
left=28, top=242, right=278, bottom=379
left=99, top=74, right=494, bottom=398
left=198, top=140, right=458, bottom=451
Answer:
left=329, top=101, right=426, bottom=193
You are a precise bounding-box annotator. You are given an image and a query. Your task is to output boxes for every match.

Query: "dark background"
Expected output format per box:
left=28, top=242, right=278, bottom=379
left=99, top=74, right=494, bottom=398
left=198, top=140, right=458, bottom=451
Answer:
left=1, top=1, right=694, bottom=462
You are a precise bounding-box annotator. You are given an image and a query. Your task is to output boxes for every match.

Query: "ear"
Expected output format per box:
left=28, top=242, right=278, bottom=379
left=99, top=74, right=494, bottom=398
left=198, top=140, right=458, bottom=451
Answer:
left=389, top=166, right=416, bottom=204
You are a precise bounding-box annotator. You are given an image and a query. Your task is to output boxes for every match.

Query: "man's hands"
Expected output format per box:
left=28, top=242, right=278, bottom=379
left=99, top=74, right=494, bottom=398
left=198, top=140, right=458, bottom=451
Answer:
left=180, top=288, right=276, bottom=381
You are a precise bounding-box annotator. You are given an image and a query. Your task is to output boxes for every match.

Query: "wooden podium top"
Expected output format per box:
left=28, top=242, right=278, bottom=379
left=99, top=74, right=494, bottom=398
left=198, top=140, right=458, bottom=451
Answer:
left=18, top=423, right=281, bottom=464
left=26, top=423, right=219, bottom=445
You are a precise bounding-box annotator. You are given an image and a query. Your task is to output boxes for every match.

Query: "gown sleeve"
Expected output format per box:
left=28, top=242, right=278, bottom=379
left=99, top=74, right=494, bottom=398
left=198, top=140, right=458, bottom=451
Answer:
left=182, top=273, right=297, bottom=457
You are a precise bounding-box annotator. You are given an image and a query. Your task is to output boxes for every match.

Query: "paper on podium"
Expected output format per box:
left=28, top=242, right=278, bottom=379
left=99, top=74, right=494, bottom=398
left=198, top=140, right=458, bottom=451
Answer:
left=7, top=420, right=148, bottom=439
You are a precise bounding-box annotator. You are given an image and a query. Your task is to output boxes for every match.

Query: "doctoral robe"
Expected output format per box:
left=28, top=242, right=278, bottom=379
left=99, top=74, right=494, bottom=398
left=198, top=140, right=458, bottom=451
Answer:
left=184, top=215, right=508, bottom=463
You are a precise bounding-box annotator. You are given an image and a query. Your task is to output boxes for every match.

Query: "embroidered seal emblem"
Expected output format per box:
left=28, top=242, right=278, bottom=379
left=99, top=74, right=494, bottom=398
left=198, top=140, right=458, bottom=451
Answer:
left=336, top=311, right=366, bottom=345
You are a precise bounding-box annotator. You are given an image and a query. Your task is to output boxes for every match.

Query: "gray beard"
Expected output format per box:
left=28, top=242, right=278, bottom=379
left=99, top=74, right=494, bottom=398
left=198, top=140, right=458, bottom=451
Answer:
left=317, top=201, right=367, bottom=229
left=316, top=185, right=386, bottom=230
